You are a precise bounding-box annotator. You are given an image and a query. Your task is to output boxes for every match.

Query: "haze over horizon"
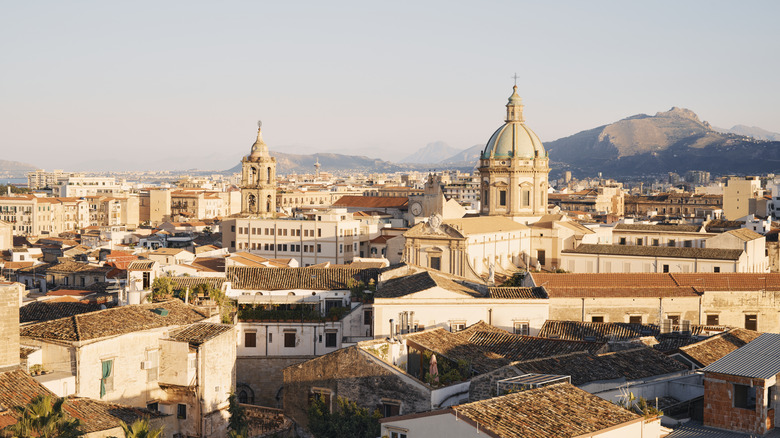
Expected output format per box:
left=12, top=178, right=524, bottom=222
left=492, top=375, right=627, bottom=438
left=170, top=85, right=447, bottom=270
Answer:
left=3, top=1, right=779, bottom=171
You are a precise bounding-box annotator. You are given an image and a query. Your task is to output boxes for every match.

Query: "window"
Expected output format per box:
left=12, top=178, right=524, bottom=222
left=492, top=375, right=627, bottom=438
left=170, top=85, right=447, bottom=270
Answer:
left=450, top=321, right=466, bottom=332
left=636, top=238, right=643, bottom=246
left=662, top=264, right=669, bottom=273
left=734, top=384, right=757, bottom=410
left=499, top=190, right=507, bottom=206
left=363, top=309, right=372, bottom=325
left=389, top=432, right=408, bottom=438
left=430, top=256, right=441, bottom=271
left=309, top=389, right=332, bottom=411
left=325, top=331, right=337, bottom=348
left=245, top=331, right=257, bottom=348
left=714, top=266, right=720, bottom=273
left=522, top=190, right=530, bottom=207
left=318, top=229, right=322, bottom=237
left=652, top=239, right=660, bottom=246
left=513, top=322, right=529, bottom=335
left=629, top=315, right=642, bottom=324
left=147, top=402, right=159, bottom=412
left=619, top=237, right=626, bottom=245
left=381, top=400, right=401, bottom=417
left=745, top=314, right=758, bottom=331
left=667, top=239, right=676, bottom=247
left=668, top=315, right=680, bottom=326
left=177, top=403, right=187, bottom=419
left=591, top=316, right=604, bottom=323
left=537, top=250, right=545, bottom=266
left=100, top=359, right=113, bottom=397
left=684, top=240, right=692, bottom=248
left=284, top=332, right=296, bottom=348
left=146, top=349, right=159, bottom=382
left=142, top=271, right=150, bottom=289
left=706, top=314, right=719, bottom=325
left=317, top=244, right=321, bottom=253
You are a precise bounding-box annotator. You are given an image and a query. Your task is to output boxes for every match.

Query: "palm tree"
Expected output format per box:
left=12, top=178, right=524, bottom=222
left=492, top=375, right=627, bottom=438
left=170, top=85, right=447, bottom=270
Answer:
left=120, top=418, right=163, bottom=438
left=6, top=395, right=82, bottom=438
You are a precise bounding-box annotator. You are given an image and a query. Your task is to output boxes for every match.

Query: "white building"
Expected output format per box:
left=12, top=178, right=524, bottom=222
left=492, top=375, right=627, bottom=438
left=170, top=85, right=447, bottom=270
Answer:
left=222, top=209, right=365, bottom=266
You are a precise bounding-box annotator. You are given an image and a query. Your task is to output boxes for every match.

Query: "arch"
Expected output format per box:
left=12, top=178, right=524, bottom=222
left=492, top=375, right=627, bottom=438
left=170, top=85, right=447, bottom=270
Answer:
left=250, top=167, right=258, bottom=184
left=247, top=194, right=256, bottom=212
left=267, top=195, right=272, bottom=213
left=236, top=383, right=254, bottom=404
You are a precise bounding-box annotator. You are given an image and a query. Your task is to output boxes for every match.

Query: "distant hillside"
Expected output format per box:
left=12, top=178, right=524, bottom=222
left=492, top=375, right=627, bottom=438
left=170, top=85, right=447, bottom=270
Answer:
left=546, top=107, right=780, bottom=177
left=713, top=124, right=780, bottom=142
left=400, top=141, right=463, bottom=164
left=226, top=151, right=408, bottom=174
left=0, top=159, right=37, bottom=177
left=439, top=144, right=483, bottom=167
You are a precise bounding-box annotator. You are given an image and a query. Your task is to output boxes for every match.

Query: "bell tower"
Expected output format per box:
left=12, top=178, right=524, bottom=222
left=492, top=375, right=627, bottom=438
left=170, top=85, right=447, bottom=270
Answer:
left=241, top=121, right=277, bottom=216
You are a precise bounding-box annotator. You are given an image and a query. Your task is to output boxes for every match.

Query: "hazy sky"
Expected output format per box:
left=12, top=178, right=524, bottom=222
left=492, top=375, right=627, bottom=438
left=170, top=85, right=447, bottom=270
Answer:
left=2, top=1, right=779, bottom=171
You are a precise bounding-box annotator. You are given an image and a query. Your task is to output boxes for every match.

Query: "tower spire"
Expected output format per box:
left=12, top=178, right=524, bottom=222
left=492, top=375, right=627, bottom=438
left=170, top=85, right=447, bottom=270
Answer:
left=249, top=120, right=269, bottom=159
left=505, top=85, right=524, bottom=123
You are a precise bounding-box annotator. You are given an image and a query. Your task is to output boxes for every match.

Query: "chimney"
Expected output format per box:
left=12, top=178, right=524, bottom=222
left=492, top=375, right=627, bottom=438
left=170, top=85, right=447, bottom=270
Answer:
left=0, top=283, right=21, bottom=370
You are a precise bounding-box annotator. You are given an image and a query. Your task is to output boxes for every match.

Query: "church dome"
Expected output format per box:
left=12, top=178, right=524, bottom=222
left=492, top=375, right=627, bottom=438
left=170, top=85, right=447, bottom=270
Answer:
left=481, top=86, right=545, bottom=160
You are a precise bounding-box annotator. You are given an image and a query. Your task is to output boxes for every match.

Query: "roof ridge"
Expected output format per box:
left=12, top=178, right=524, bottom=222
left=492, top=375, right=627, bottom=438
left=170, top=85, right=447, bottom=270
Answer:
left=72, top=315, right=82, bottom=341
left=669, top=273, right=680, bottom=286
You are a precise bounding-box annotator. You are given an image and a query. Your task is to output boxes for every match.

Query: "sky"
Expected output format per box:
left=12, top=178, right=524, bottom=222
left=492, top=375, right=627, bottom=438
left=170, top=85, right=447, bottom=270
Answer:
left=2, top=1, right=779, bottom=171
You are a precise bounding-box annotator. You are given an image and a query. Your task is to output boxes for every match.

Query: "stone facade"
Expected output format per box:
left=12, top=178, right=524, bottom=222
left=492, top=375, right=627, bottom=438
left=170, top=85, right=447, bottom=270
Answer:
left=704, top=371, right=775, bottom=435
left=283, top=345, right=431, bottom=429
left=467, top=364, right=522, bottom=402
left=237, top=356, right=313, bottom=408
left=0, top=283, right=21, bottom=370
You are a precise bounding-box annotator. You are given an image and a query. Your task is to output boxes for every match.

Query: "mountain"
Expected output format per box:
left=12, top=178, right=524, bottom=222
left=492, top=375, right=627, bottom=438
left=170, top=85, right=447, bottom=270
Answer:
left=226, top=152, right=408, bottom=175
left=713, top=125, right=780, bottom=142
left=400, top=141, right=463, bottom=164
left=545, top=107, right=780, bottom=177
left=0, top=159, right=38, bottom=178
left=438, top=144, right=483, bottom=167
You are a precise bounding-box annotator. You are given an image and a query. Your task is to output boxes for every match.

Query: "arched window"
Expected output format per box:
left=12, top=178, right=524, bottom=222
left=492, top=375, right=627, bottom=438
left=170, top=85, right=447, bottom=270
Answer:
left=267, top=167, right=271, bottom=184
left=238, top=391, right=248, bottom=404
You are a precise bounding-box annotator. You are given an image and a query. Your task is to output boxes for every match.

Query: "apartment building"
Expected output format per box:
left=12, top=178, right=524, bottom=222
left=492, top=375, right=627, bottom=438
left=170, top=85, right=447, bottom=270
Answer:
left=222, top=209, right=364, bottom=266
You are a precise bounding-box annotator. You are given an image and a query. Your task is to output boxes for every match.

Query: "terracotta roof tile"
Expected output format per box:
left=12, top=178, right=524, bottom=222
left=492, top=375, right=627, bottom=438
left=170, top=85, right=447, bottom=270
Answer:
left=564, top=243, right=743, bottom=260
left=20, top=300, right=117, bottom=324
left=614, top=223, right=704, bottom=232
left=678, top=328, right=762, bottom=367
left=64, top=397, right=164, bottom=433
left=168, top=323, right=233, bottom=346
left=332, top=195, right=408, bottom=209
left=487, top=287, right=547, bottom=299
left=452, top=383, right=640, bottom=438
left=227, top=266, right=380, bottom=291
left=20, top=300, right=209, bottom=342
left=467, top=331, right=607, bottom=362
left=375, top=271, right=482, bottom=298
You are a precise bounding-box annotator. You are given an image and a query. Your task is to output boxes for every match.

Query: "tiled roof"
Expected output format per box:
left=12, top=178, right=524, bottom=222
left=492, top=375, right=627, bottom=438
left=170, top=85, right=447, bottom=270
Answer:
left=46, top=260, right=114, bottom=274
left=168, top=323, right=233, bottom=346
left=614, top=223, right=704, bottom=232
left=0, top=369, right=54, bottom=429
left=513, top=347, right=687, bottom=385
left=20, top=300, right=116, bottom=324
left=670, top=273, right=780, bottom=291
left=170, top=276, right=226, bottom=291
left=150, top=248, right=187, bottom=256
left=563, top=243, right=743, bottom=260
left=678, top=328, right=762, bottom=367
left=539, top=320, right=661, bottom=341
left=487, top=287, right=547, bottom=299
left=64, top=397, right=164, bottom=434
left=375, top=271, right=482, bottom=298
left=546, top=286, right=699, bottom=298
left=725, top=228, right=763, bottom=241
left=332, top=195, right=408, bottom=209
left=452, top=383, right=640, bottom=438
left=403, top=328, right=510, bottom=374
left=467, top=331, right=607, bottom=362
left=1, top=261, right=35, bottom=270
left=127, top=260, right=156, bottom=271
left=188, top=257, right=225, bottom=273
left=20, top=300, right=210, bottom=342
left=227, top=266, right=380, bottom=291
left=532, top=272, right=680, bottom=288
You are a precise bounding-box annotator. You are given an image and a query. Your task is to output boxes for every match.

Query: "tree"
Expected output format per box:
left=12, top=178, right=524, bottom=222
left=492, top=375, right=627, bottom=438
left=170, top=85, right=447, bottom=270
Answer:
left=307, top=396, right=381, bottom=438
left=150, top=276, right=175, bottom=301
left=119, top=418, right=163, bottom=438
left=227, top=393, right=249, bottom=438
left=4, top=395, right=82, bottom=438
left=192, top=282, right=234, bottom=323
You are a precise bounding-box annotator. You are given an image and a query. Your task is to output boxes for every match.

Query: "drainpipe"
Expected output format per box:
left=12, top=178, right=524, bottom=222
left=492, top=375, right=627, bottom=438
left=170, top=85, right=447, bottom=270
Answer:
left=581, top=298, right=585, bottom=322
left=488, top=308, right=492, bottom=326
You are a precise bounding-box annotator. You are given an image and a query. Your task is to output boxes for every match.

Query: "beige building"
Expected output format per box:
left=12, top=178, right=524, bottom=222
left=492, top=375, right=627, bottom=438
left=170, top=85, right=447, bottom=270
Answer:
left=705, top=228, right=769, bottom=273
left=527, top=272, right=780, bottom=331
left=0, top=220, right=11, bottom=251
left=403, top=216, right=530, bottom=280
left=223, top=209, right=363, bottom=266
left=479, top=86, right=549, bottom=222
left=407, top=173, right=467, bottom=225
left=723, top=176, right=763, bottom=220
left=528, top=214, right=596, bottom=270
left=612, top=222, right=713, bottom=248
left=19, top=300, right=234, bottom=438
